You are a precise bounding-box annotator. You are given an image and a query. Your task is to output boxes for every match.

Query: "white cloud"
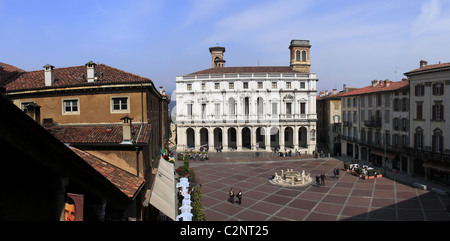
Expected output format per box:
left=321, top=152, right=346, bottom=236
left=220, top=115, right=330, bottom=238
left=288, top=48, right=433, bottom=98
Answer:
left=411, top=0, right=449, bottom=37
left=205, top=0, right=311, bottom=45
left=183, top=0, right=231, bottom=27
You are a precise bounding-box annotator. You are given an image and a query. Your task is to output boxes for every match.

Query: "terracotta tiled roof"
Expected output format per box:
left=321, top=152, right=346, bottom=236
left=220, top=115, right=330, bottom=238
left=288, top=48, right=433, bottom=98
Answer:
left=46, top=124, right=151, bottom=145
left=404, top=62, right=450, bottom=76
left=187, top=66, right=300, bottom=75
left=3, top=63, right=153, bottom=92
left=0, top=62, right=25, bottom=85
left=70, top=146, right=145, bottom=199
left=338, top=79, right=409, bottom=97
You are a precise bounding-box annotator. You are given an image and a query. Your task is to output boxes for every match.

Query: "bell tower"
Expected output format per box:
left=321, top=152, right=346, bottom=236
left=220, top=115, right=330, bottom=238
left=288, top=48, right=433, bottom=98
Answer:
left=209, top=46, right=226, bottom=68
left=289, top=40, right=311, bottom=73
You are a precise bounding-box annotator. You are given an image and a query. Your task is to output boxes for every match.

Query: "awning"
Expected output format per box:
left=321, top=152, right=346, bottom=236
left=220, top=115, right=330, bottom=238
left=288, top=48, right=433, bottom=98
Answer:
left=370, top=149, right=398, bottom=160
left=147, top=157, right=176, bottom=220
left=423, top=162, right=450, bottom=173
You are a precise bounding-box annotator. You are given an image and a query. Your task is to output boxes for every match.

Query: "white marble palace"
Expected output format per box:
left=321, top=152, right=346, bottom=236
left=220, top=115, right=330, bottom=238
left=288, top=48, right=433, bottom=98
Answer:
left=175, top=40, right=318, bottom=153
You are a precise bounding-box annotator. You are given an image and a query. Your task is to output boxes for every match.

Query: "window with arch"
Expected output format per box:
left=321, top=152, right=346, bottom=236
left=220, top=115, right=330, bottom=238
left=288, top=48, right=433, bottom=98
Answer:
left=432, top=128, right=443, bottom=153
left=301, top=50, right=307, bottom=62
left=228, top=98, right=236, bottom=115
left=296, top=50, right=301, bottom=61
left=414, top=127, right=423, bottom=149
left=257, top=97, right=264, bottom=116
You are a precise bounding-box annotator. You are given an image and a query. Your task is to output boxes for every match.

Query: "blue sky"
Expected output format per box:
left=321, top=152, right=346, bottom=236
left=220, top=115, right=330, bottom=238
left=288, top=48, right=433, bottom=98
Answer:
left=2, top=0, right=450, bottom=97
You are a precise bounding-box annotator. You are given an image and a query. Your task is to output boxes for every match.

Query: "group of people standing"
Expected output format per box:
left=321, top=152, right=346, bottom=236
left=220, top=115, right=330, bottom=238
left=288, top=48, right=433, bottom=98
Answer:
left=315, top=168, right=341, bottom=187
left=228, top=188, right=242, bottom=205
left=315, top=174, right=326, bottom=187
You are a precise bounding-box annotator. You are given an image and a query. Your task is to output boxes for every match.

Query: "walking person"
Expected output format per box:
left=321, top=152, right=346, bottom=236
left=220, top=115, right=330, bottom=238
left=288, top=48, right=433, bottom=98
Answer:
left=336, top=168, right=340, bottom=178
left=228, top=188, right=235, bottom=204
left=333, top=168, right=337, bottom=178
left=236, top=190, right=242, bottom=205
left=315, top=174, right=321, bottom=187
left=320, top=173, right=326, bottom=186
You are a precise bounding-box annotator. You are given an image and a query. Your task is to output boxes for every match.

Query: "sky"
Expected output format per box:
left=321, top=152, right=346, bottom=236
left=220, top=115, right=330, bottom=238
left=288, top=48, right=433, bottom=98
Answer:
left=2, top=0, right=450, bottom=99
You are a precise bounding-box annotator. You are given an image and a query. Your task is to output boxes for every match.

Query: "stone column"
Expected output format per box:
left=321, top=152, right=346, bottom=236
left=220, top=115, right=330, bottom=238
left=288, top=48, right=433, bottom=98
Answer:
left=223, top=127, right=229, bottom=150
left=176, top=126, right=186, bottom=152
left=194, top=127, right=201, bottom=151
left=265, top=126, right=271, bottom=152
left=237, top=127, right=243, bottom=151
left=279, top=126, right=285, bottom=151
left=208, top=127, right=214, bottom=151
left=251, top=126, right=257, bottom=150
left=293, top=125, right=299, bottom=150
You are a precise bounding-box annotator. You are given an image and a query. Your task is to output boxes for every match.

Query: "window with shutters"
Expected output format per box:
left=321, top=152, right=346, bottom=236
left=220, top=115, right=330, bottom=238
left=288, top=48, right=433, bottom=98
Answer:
left=433, top=83, right=444, bottom=96
left=415, top=84, right=424, bottom=96
left=416, top=102, right=423, bottom=120
left=432, top=103, right=444, bottom=121
left=414, top=127, right=423, bottom=149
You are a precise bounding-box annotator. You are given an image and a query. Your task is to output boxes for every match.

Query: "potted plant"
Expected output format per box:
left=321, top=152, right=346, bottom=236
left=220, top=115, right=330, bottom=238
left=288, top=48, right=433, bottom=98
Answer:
left=344, top=162, right=350, bottom=171
left=376, top=168, right=383, bottom=178
left=177, top=153, right=183, bottom=161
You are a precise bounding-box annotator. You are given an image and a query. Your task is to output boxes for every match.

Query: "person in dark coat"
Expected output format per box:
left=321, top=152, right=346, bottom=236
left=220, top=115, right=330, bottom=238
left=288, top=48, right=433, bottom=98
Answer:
left=320, top=173, right=326, bottom=186
left=236, top=190, right=242, bottom=205
left=315, top=174, right=320, bottom=187
left=228, top=188, right=235, bottom=204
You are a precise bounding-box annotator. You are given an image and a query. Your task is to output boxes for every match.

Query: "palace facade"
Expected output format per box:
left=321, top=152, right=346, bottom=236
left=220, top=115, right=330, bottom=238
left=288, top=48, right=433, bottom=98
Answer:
left=175, top=40, right=318, bottom=153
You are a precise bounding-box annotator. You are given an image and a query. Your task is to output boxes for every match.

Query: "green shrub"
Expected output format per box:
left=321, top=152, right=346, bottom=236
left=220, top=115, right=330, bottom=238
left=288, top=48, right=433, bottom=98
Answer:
left=191, top=186, right=206, bottom=221
left=344, top=162, right=350, bottom=170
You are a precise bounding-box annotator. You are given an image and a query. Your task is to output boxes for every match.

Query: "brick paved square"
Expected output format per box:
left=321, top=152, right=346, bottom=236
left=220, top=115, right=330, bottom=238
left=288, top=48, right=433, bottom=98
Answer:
left=190, top=154, right=450, bottom=221
left=274, top=206, right=309, bottom=220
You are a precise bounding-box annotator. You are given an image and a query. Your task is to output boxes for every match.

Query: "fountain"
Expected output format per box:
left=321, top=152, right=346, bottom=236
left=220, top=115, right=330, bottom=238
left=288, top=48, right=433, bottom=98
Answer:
left=270, top=169, right=313, bottom=187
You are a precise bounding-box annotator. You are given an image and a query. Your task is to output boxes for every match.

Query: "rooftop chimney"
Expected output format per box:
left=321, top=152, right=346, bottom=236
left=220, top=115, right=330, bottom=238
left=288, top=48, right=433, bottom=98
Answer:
left=120, top=115, right=133, bottom=144
left=332, top=89, right=337, bottom=95
left=43, top=64, right=55, bottom=86
left=384, top=79, right=391, bottom=87
left=420, top=60, right=428, bottom=68
left=85, top=60, right=97, bottom=83
left=372, top=80, right=378, bottom=87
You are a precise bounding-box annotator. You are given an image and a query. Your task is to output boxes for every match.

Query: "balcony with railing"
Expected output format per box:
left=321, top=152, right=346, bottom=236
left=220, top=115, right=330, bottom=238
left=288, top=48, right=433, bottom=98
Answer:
left=364, top=116, right=382, bottom=128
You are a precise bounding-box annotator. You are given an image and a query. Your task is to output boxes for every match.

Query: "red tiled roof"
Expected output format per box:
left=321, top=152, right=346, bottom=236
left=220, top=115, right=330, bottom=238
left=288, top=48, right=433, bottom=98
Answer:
left=0, top=62, right=25, bottom=85
left=404, top=62, right=450, bottom=76
left=70, top=146, right=145, bottom=199
left=187, top=66, right=300, bottom=75
left=3, top=63, right=154, bottom=92
left=46, top=124, right=151, bottom=145
left=338, top=79, right=409, bottom=97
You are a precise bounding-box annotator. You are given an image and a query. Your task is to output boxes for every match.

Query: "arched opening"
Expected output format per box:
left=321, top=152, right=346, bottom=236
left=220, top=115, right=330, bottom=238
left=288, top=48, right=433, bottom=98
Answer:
left=301, top=50, right=307, bottom=62
left=299, top=127, right=307, bottom=148
left=296, top=50, right=301, bottom=61
left=186, top=128, right=195, bottom=148
left=242, top=127, right=251, bottom=149
left=200, top=128, right=209, bottom=148
left=270, top=126, right=279, bottom=149
left=284, top=127, right=293, bottom=148
left=213, top=128, right=223, bottom=148
left=256, top=127, right=265, bottom=149
left=228, top=128, right=237, bottom=149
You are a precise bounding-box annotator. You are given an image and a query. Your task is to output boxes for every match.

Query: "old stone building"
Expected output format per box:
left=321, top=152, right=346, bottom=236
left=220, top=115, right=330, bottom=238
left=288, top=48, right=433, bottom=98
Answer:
left=175, top=40, right=318, bottom=154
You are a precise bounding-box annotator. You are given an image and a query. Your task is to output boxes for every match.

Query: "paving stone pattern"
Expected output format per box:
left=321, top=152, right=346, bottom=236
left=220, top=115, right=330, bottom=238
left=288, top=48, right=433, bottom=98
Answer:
left=190, top=153, right=450, bottom=221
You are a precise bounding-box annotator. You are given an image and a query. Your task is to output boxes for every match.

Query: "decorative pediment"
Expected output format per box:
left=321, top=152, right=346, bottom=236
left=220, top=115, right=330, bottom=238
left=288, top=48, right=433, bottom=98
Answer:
left=283, top=94, right=294, bottom=101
